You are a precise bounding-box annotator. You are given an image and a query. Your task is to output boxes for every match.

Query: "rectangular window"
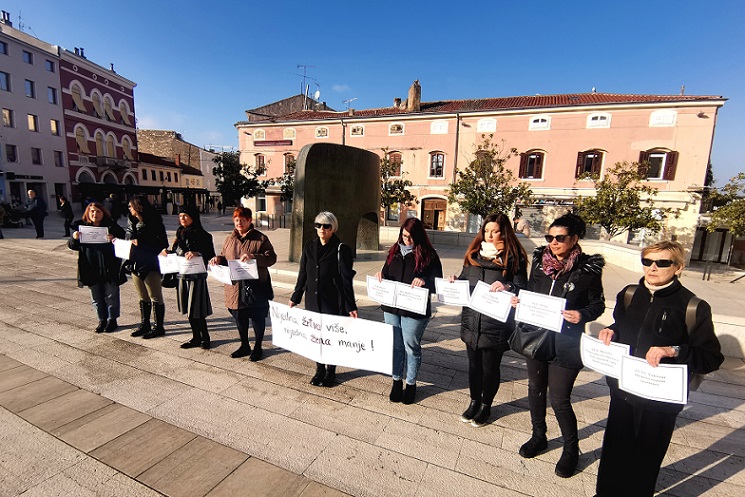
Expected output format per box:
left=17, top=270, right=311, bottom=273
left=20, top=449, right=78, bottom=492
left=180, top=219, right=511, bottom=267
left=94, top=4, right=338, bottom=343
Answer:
left=519, top=152, right=544, bottom=179
left=151, top=170, right=156, bottom=181
left=429, top=153, right=445, bottom=178
left=22, top=50, right=33, bottom=64
left=27, top=114, right=39, bottom=132
left=256, top=192, right=267, bottom=212
left=0, top=41, right=7, bottom=55
left=166, top=172, right=171, bottom=182
left=2, top=108, right=13, bottom=127
left=54, top=150, right=64, bottom=167
left=31, top=147, right=42, bottom=165
left=0, top=71, right=9, bottom=91
left=174, top=173, right=178, bottom=183
left=25, top=79, right=35, bottom=98
left=45, top=60, right=55, bottom=72
left=50, top=119, right=60, bottom=136
left=47, top=87, right=57, bottom=104
left=159, top=171, right=164, bottom=181
left=5, top=144, right=17, bottom=162
left=575, top=150, right=603, bottom=177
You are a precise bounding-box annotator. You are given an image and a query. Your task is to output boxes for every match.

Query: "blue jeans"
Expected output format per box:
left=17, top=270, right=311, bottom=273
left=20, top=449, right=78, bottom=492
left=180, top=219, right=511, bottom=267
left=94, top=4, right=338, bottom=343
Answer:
left=89, top=281, right=120, bottom=320
left=384, top=312, right=430, bottom=385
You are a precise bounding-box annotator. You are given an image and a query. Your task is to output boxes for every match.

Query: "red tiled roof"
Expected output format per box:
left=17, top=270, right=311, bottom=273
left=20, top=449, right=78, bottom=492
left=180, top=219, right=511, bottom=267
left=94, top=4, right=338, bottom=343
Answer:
left=247, top=92, right=724, bottom=123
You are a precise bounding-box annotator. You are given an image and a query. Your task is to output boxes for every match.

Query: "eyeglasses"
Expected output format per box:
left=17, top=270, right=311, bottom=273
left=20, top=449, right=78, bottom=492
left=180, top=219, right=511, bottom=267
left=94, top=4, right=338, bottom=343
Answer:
left=544, top=234, right=569, bottom=243
left=641, top=258, right=676, bottom=268
left=314, top=223, right=332, bottom=230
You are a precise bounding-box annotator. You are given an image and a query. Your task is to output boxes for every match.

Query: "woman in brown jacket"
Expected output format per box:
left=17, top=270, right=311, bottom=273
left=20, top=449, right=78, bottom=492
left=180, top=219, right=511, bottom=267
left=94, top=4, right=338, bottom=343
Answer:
left=209, top=207, right=277, bottom=361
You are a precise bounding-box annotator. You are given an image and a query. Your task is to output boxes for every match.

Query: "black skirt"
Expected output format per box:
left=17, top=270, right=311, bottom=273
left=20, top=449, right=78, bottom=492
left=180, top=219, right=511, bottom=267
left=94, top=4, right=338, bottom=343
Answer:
left=176, top=276, right=212, bottom=319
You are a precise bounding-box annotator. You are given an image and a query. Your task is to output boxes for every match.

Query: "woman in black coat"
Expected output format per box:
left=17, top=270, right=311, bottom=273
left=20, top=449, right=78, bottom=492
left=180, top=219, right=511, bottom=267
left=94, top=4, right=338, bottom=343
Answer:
left=163, top=205, right=215, bottom=349
left=125, top=195, right=169, bottom=339
left=59, top=195, right=74, bottom=237
left=453, top=213, right=528, bottom=426
left=513, top=213, right=605, bottom=478
left=290, top=211, right=358, bottom=387
left=68, top=202, right=126, bottom=333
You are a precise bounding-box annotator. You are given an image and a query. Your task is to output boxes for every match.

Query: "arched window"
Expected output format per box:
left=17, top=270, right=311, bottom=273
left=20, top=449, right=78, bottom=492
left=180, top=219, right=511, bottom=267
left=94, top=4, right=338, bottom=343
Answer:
left=387, top=151, right=402, bottom=177
left=529, top=115, right=551, bottom=130
left=122, top=136, right=133, bottom=160
left=575, top=149, right=604, bottom=178
left=75, top=126, right=90, bottom=154
left=429, top=152, right=445, bottom=178
left=477, top=118, right=496, bottom=132
left=649, top=110, right=677, bottom=127
left=253, top=129, right=266, bottom=140
left=103, top=95, right=116, bottom=121
left=639, top=149, right=679, bottom=180
left=70, top=83, right=86, bottom=112
left=255, top=153, right=266, bottom=175
left=119, top=100, right=132, bottom=125
left=430, top=120, right=448, bottom=134
left=283, top=128, right=296, bottom=139
left=315, top=126, right=329, bottom=138
left=105, top=134, right=116, bottom=158
left=91, top=91, right=103, bottom=118
left=95, top=131, right=105, bottom=156
left=519, top=151, right=545, bottom=179
left=350, top=125, right=364, bottom=137
left=587, top=112, right=611, bottom=129
left=284, top=153, right=295, bottom=175
left=389, top=123, right=404, bottom=135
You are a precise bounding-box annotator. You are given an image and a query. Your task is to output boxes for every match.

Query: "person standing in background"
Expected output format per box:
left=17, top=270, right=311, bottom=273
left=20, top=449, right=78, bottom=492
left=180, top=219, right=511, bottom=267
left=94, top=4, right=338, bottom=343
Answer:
left=26, top=189, right=47, bottom=239
left=59, top=196, right=74, bottom=237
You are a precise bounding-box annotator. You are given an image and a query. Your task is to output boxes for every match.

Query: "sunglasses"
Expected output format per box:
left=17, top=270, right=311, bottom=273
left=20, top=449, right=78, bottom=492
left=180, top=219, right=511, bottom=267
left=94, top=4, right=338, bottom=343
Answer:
left=314, top=223, right=332, bottom=230
left=641, top=258, right=676, bottom=268
left=544, top=234, right=569, bottom=243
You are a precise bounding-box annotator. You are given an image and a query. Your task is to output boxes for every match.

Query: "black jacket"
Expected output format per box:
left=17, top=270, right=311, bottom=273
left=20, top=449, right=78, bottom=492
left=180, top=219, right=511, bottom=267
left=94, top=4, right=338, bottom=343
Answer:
left=459, top=253, right=528, bottom=350
left=125, top=214, right=168, bottom=277
left=68, top=219, right=126, bottom=287
left=60, top=202, right=74, bottom=222
left=606, top=277, right=723, bottom=413
left=381, top=247, right=443, bottom=318
left=291, top=234, right=357, bottom=316
left=524, top=245, right=605, bottom=368
left=168, top=224, right=215, bottom=281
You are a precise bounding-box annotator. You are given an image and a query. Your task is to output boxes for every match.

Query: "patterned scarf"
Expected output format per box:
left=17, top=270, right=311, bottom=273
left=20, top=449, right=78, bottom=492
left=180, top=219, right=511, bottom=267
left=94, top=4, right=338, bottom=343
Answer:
left=542, top=244, right=581, bottom=279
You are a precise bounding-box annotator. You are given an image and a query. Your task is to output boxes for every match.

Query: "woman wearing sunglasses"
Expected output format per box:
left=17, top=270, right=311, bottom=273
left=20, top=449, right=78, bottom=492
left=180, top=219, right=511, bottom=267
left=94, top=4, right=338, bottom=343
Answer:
left=290, top=211, right=358, bottom=386
left=376, top=217, right=443, bottom=404
left=451, top=212, right=528, bottom=426
left=593, top=241, right=723, bottom=497
left=514, top=212, right=605, bottom=478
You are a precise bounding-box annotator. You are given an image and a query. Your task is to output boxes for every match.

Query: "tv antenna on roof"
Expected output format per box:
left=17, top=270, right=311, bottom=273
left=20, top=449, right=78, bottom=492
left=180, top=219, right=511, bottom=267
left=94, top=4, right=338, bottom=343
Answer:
left=296, top=64, right=317, bottom=110
left=343, top=98, right=357, bottom=110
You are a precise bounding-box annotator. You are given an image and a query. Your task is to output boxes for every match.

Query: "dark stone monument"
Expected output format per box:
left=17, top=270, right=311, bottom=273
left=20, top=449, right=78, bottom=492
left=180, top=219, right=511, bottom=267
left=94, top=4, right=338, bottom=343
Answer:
left=289, top=143, right=380, bottom=262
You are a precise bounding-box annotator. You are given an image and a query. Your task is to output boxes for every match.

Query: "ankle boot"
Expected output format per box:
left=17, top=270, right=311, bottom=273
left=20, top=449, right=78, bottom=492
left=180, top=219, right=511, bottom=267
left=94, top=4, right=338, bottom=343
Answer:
left=402, top=383, right=417, bottom=405
left=104, top=319, right=118, bottom=332
left=389, top=379, right=403, bottom=402
left=131, top=301, right=151, bottom=337
left=198, top=319, right=211, bottom=349
left=182, top=318, right=202, bottom=348
left=519, top=432, right=548, bottom=458
left=95, top=320, right=107, bottom=333
left=144, top=303, right=165, bottom=339
left=470, top=404, right=491, bottom=427
left=249, top=322, right=264, bottom=361
left=460, top=400, right=480, bottom=422
left=322, top=365, right=336, bottom=387
left=310, top=363, right=325, bottom=386
left=231, top=326, right=251, bottom=358
left=555, top=442, right=579, bottom=478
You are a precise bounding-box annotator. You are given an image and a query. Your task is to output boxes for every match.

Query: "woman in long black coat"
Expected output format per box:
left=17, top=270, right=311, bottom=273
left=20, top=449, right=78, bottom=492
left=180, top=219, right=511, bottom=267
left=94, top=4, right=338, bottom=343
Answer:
left=290, top=211, right=357, bottom=387
left=68, top=202, right=126, bottom=333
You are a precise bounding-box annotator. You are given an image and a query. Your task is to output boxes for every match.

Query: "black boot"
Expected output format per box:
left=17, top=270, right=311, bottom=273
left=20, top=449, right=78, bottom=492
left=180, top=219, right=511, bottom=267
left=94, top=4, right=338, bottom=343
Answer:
left=104, top=319, right=118, bottom=332
left=555, top=442, right=579, bottom=478
left=310, top=363, right=325, bottom=386
left=249, top=320, right=265, bottom=361
left=470, top=404, right=491, bottom=427
left=143, top=303, right=165, bottom=339
left=460, top=400, right=480, bottom=422
left=389, top=379, right=403, bottom=402
left=519, top=432, right=548, bottom=458
left=322, top=365, right=336, bottom=387
left=198, top=318, right=211, bottom=349
left=131, top=301, right=151, bottom=337
left=231, top=325, right=251, bottom=358
left=95, top=320, right=106, bottom=333
left=519, top=389, right=548, bottom=458
left=402, top=382, right=417, bottom=405
left=181, top=318, right=202, bottom=348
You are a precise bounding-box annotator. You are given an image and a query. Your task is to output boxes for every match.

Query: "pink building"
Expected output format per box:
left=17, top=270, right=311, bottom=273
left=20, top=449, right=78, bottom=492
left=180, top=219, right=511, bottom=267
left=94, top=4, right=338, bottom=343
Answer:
left=235, top=82, right=725, bottom=252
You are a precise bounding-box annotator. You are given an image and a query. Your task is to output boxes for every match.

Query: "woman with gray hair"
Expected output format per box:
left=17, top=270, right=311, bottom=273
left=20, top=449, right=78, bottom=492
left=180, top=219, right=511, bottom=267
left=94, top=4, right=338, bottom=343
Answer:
left=290, top=211, right=358, bottom=387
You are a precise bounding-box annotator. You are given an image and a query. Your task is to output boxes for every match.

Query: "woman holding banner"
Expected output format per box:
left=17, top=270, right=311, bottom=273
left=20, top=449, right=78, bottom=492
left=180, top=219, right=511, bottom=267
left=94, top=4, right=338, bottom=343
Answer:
left=376, top=217, right=442, bottom=405
left=68, top=202, right=126, bottom=333
left=210, top=207, right=276, bottom=361
left=452, top=213, right=528, bottom=426
left=511, top=212, right=605, bottom=478
left=162, top=205, right=215, bottom=350
left=290, top=211, right=358, bottom=387
left=593, top=241, right=723, bottom=497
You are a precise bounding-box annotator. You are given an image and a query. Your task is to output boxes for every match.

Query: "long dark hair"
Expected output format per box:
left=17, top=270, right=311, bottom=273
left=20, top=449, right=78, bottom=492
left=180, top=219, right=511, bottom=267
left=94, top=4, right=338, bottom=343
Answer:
left=464, top=212, right=526, bottom=276
left=128, top=195, right=162, bottom=225
left=386, top=217, right=436, bottom=273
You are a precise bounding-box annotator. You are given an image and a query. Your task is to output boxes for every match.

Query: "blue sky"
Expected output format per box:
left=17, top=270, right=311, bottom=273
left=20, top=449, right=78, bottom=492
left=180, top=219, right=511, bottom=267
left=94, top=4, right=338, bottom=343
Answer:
left=7, top=0, right=744, bottom=183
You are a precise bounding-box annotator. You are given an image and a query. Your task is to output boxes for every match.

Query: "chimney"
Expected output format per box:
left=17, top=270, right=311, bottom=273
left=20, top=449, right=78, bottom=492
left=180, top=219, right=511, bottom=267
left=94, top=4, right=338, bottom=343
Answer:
left=680, top=84, right=685, bottom=95
left=174, top=154, right=181, bottom=166
left=74, top=47, right=79, bottom=55
left=406, top=80, right=421, bottom=112
left=0, top=11, right=12, bottom=26
left=80, top=47, right=85, bottom=58
left=394, top=97, right=402, bottom=108
left=348, top=109, right=354, bottom=116
left=109, top=63, right=115, bottom=73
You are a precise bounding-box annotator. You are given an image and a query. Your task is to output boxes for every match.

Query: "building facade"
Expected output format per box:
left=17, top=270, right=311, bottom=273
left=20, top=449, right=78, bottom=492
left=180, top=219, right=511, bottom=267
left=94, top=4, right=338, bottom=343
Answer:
left=235, top=82, right=725, bottom=251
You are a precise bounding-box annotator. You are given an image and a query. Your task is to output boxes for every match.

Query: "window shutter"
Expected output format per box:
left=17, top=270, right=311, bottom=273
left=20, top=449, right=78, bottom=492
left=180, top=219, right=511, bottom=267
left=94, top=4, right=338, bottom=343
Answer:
left=663, top=151, right=679, bottom=180
left=592, top=151, right=602, bottom=175
left=638, top=150, right=650, bottom=176
left=575, top=152, right=584, bottom=178
left=519, top=153, right=528, bottom=178
left=534, top=153, right=543, bottom=178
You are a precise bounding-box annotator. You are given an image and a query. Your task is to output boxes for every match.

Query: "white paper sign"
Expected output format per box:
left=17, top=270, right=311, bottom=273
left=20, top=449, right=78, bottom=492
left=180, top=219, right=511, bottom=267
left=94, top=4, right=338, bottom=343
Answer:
left=113, top=239, right=133, bottom=260
left=435, top=278, right=471, bottom=306
left=580, top=334, right=631, bottom=379
left=394, top=282, right=430, bottom=315
left=366, top=276, right=397, bottom=306
left=158, top=254, right=181, bottom=274
left=269, top=301, right=393, bottom=374
left=619, top=355, right=688, bottom=405
left=468, top=281, right=515, bottom=322
left=178, top=256, right=206, bottom=275
left=228, top=259, right=259, bottom=280
left=515, top=290, right=566, bottom=332
left=78, top=226, right=109, bottom=244
left=208, top=264, right=233, bottom=285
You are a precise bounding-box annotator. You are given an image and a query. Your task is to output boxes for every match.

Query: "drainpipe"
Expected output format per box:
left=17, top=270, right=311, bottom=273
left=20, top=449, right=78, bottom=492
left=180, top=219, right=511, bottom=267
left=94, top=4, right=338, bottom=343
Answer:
left=453, top=113, right=460, bottom=183
left=340, top=118, right=346, bottom=146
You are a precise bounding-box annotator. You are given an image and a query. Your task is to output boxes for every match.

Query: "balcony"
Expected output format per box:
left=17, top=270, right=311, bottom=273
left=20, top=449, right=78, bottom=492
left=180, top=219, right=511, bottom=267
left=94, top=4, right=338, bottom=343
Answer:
left=92, top=156, right=130, bottom=171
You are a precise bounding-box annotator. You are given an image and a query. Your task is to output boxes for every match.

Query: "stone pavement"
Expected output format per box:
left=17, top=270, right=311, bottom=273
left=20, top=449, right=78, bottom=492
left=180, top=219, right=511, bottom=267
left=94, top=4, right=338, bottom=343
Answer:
left=0, top=213, right=744, bottom=497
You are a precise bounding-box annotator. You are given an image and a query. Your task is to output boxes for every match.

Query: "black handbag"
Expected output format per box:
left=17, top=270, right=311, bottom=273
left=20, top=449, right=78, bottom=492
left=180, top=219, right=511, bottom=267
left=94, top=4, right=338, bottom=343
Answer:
left=161, top=273, right=178, bottom=288
left=509, top=322, right=556, bottom=362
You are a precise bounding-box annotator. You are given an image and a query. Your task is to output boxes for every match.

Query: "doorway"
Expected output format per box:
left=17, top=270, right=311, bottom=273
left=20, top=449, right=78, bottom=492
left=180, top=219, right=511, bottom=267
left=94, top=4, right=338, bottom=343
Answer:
left=421, top=198, right=446, bottom=230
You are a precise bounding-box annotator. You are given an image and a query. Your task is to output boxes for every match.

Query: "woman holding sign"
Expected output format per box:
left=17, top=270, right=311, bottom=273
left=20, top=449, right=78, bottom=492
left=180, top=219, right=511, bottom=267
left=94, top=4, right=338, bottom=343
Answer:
left=512, top=213, right=605, bottom=478
left=593, top=241, right=723, bottom=497
left=290, top=211, right=358, bottom=386
left=68, top=202, right=126, bottom=333
left=162, top=205, right=215, bottom=349
left=211, top=207, right=277, bottom=361
left=376, top=217, right=442, bottom=404
left=453, top=213, right=528, bottom=426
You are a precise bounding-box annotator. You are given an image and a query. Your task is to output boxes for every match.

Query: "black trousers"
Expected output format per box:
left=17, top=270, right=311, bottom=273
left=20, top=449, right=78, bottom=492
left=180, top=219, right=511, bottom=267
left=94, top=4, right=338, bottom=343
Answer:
left=64, top=218, right=73, bottom=236
left=228, top=307, right=265, bottom=346
left=596, top=390, right=678, bottom=497
left=31, top=215, right=44, bottom=238
left=466, top=344, right=506, bottom=405
left=525, top=357, right=580, bottom=444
